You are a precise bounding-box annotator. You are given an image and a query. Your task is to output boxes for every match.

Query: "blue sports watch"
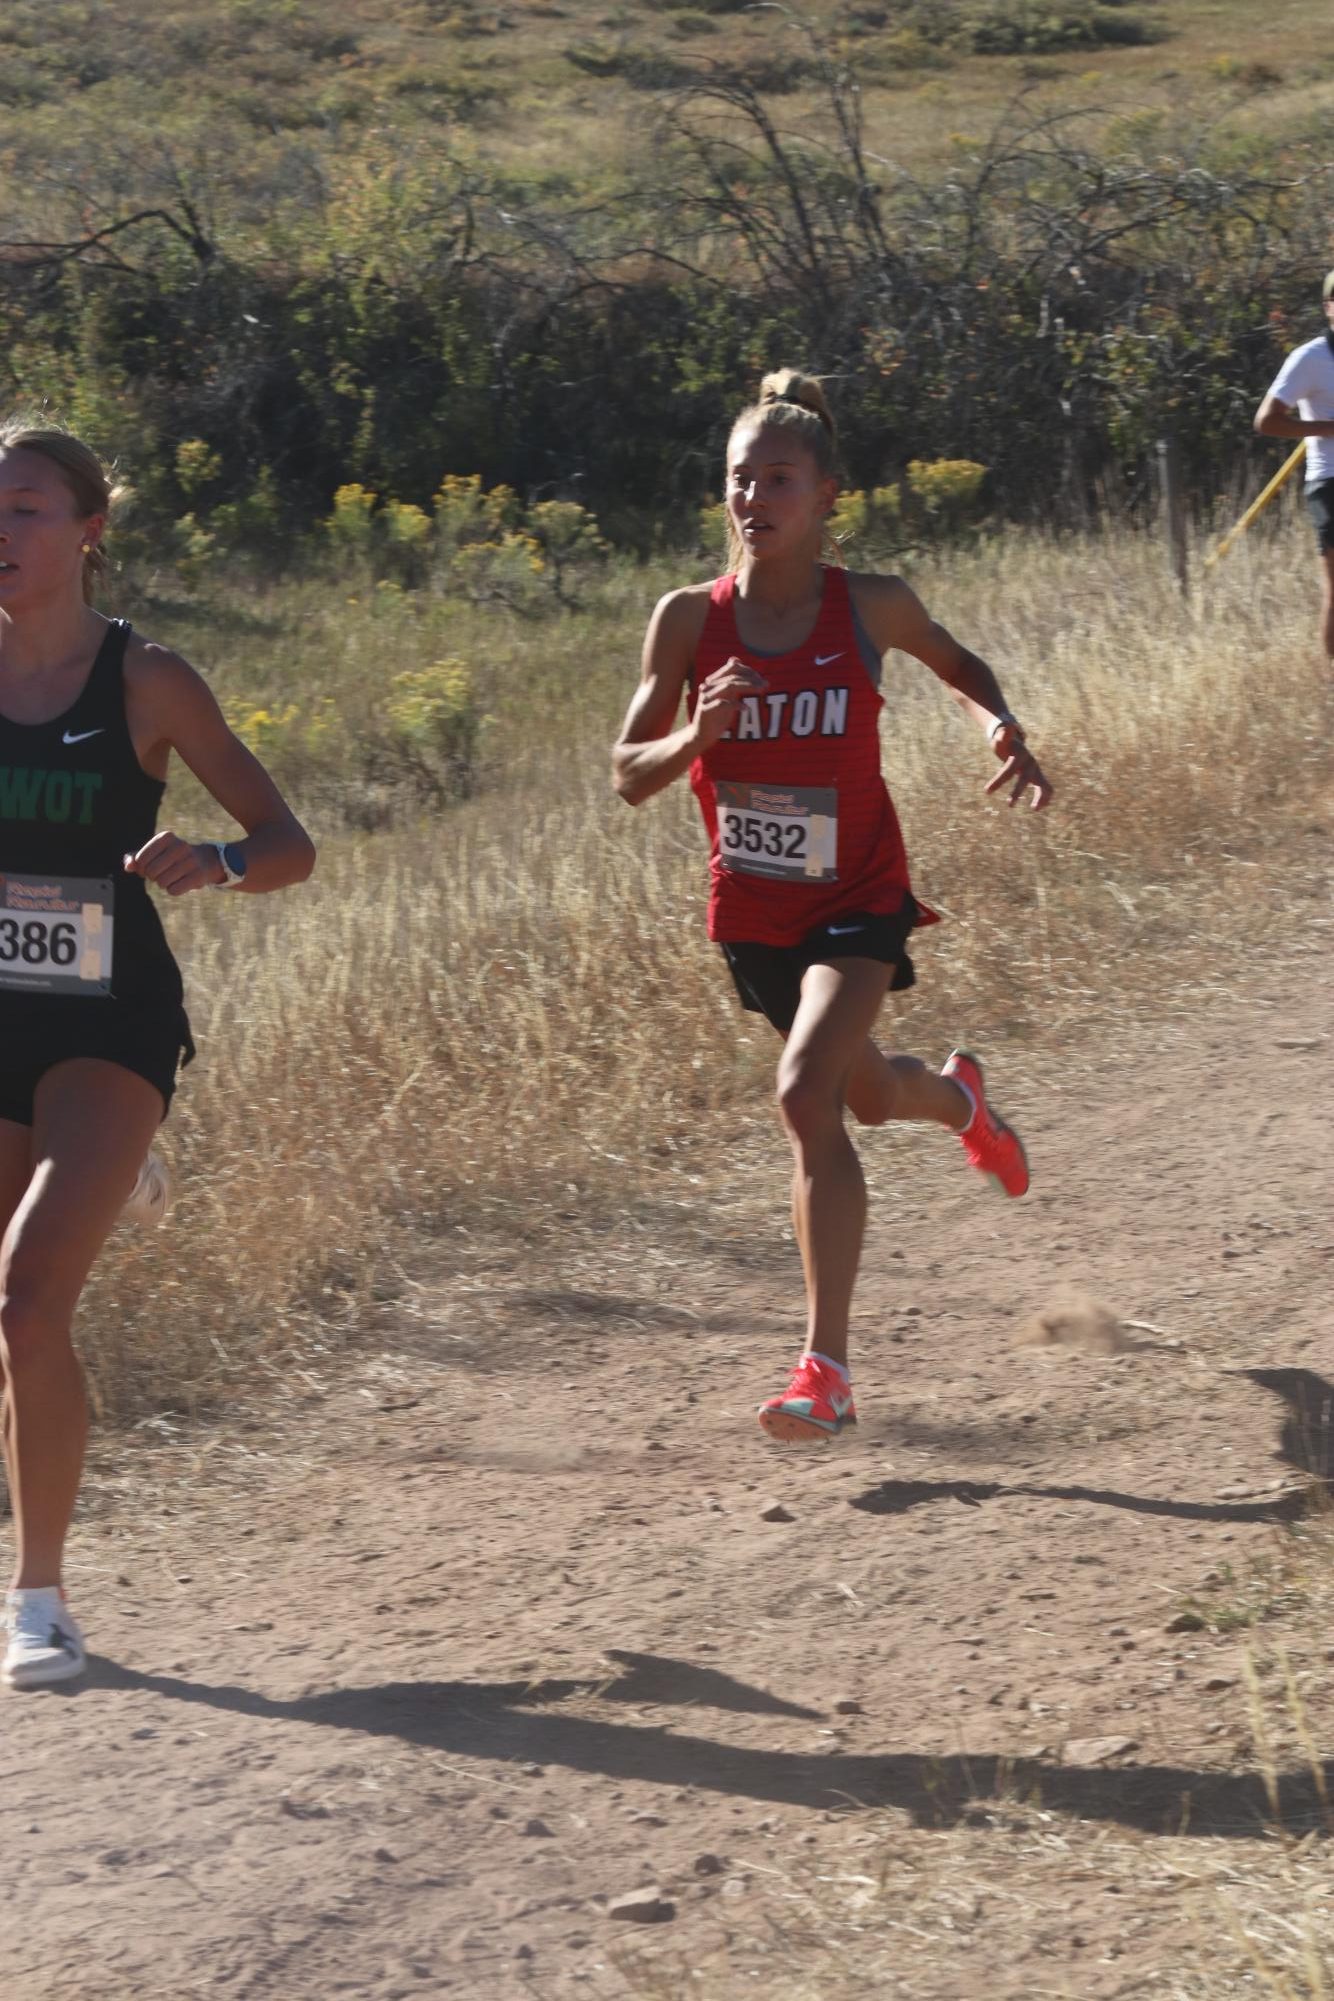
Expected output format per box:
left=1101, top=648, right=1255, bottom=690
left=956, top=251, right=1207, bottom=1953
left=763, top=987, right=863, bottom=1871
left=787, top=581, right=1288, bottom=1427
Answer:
left=210, top=840, right=248, bottom=888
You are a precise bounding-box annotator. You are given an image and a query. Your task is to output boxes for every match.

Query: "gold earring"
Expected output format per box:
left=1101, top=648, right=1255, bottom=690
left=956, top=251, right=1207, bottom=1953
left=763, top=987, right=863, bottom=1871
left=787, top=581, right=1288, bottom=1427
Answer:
left=81, top=542, right=93, bottom=554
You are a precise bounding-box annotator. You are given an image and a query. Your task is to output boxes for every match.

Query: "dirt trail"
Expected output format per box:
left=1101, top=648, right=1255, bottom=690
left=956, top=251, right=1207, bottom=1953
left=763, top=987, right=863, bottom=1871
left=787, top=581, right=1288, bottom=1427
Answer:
left=3, top=933, right=1332, bottom=2001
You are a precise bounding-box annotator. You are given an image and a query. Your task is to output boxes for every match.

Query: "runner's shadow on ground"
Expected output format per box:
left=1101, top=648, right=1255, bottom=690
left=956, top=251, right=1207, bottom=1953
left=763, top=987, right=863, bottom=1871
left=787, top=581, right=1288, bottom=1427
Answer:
left=853, top=1369, right=1334, bottom=1523
left=849, top=1478, right=1311, bottom=1524
left=1241, top=1368, right=1334, bottom=1484
left=84, top=1652, right=1332, bottom=1841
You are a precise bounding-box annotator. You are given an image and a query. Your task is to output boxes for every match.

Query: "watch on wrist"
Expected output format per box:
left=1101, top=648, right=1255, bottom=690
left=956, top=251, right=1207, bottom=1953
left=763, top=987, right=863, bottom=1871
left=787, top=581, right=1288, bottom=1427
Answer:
left=210, top=840, right=248, bottom=889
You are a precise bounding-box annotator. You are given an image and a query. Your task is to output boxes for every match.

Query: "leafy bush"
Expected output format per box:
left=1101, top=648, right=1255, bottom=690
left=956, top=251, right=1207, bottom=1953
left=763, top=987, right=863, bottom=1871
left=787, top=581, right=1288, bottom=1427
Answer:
left=225, top=700, right=303, bottom=758
left=526, top=500, right=610, bottom=603
left=172, top=512, right=218, bottom=587
left=382, top=499, right=433, bottom=584
left=382, top=656, right=483, bottom=789
left=829, top=486, right=906, bottom=562
left=906, top=458, right=988, bottom=523
left=327, top=484, right=379, bottom=553
left=433, top=474, right=520, bottom=556
left=966, top=0, right=1155, bottom=53
left=175, top=438, right=223, bottom=500
left=449, top=531, right=547, bottom=611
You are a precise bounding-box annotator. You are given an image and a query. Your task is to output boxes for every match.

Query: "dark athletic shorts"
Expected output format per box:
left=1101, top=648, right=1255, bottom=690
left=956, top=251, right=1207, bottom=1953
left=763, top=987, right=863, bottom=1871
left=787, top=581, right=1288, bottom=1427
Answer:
left=1304, top=478, right=1334, bottom=555
left=721, top=901, right=921, bottom=1036
left=0, top=1001, right=195, bottom=1128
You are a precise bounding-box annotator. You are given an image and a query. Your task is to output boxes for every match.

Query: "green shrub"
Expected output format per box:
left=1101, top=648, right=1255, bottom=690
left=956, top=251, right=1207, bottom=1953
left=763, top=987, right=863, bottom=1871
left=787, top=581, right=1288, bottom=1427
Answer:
left=906, top=458, right=988, bottom=521
left=448, top=531, right=547, bottom=611
left=382, top=657, right=484, bottom=798
left=326, top=483, right=379, bottom=554
left=967, top=0, right=1155, bottom=54
left=172, top=512, right=218, bottom=587
left=829, top=486, right=905, bottom=561
left=433, top=474, right=519, bottom=556
left=382, top=499, right=433, bottom=584
left=526, top=500, right=610, bottom=603
left=175, top=438, right=223, bottom=500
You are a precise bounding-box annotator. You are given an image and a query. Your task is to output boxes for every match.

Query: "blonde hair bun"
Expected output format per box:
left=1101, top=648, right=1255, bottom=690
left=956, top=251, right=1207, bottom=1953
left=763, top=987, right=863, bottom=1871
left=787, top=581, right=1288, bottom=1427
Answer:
left=757, top=368, right=835, bottom=440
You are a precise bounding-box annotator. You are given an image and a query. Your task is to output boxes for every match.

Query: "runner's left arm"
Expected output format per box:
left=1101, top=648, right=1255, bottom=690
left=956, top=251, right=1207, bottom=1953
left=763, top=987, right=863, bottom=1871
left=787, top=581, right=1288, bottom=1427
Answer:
left=123, top=645, right=317, bottom=895
left=854, top=573, right=1053, bottom=812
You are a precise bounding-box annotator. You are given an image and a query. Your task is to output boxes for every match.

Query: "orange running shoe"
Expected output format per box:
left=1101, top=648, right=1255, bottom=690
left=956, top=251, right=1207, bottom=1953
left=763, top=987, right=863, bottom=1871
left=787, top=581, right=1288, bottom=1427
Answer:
left=941, top=1049, right=1030, bottom=1198
left=758, top=1353, right=857, bottom=1442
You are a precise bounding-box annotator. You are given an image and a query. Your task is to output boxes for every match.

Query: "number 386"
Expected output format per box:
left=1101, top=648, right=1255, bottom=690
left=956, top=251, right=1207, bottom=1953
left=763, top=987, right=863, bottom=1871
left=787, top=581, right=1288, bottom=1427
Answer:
left=0, top=918, right=77, bottom=967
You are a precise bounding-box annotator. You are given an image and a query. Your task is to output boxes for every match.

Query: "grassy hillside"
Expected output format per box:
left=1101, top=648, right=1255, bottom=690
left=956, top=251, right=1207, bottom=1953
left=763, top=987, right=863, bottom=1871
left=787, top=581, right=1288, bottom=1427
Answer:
left=3, top=0, right=1331, bottom=180
left=4, top=0, right=1331, bottom=546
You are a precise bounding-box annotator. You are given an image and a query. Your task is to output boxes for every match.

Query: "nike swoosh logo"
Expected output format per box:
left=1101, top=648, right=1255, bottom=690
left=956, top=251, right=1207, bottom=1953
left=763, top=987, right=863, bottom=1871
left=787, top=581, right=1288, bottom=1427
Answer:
left=814, top=652, right=843, bottom=666
left=827, top=924, right=864, bottom=936
left=62, top=728, right=103, bottom=745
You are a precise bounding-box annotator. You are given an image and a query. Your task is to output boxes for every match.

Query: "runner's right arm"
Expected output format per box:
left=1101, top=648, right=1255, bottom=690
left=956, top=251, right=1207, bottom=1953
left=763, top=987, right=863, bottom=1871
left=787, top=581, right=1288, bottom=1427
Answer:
left=1253, top=393, right=1334, bottom=442
left=612, top=589, right=766, bottom=806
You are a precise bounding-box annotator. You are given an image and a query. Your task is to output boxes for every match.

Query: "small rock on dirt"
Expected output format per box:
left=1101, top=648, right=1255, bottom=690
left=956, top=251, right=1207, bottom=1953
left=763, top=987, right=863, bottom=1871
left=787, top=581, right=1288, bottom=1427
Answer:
left=759, top=1500, right=795, bottom=1522
left=521, top=1818, right=554, bottom=1838
left=1064, top=1735, right=1138, bottom=1766
left=833, top=1697, right=864, bottom=1714
left=693, top=1852, right=727, bottom=1876
left=607, top=1889, right=676, bottom=1924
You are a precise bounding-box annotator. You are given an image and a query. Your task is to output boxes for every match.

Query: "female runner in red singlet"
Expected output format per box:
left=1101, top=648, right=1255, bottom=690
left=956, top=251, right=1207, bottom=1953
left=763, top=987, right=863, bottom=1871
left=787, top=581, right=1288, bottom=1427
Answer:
left=612, top=369, right=1053, bottom=1442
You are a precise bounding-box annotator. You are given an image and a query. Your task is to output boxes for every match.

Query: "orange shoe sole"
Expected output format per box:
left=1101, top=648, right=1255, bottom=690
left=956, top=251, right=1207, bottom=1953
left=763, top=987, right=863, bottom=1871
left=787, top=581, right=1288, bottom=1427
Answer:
left=757, top=1407, right=856, bottom=1442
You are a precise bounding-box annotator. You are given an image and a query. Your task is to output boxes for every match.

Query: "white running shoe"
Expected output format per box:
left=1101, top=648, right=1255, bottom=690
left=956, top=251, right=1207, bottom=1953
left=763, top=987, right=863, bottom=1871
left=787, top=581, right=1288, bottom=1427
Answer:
left=122, top=1150, right=172, bottom=1227
left=3, top=1587, right=87, bottom=1689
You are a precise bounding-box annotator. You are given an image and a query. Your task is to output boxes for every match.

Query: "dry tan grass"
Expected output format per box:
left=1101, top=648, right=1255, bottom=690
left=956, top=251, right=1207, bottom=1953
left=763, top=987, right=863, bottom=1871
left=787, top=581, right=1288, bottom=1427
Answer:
left=76, top=513, right=1332, bottom=1430
left=431, top=0, right=1334, bottom=183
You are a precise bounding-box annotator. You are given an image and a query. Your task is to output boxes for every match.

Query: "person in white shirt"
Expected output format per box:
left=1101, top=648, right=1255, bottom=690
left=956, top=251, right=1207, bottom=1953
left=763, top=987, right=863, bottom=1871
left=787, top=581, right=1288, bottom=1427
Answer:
left=1254, top=269, right=1334, bottom=659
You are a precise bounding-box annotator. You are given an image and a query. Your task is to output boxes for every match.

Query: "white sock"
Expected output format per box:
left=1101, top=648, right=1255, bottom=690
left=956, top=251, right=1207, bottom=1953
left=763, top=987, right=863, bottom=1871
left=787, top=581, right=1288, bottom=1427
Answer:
left=809, top=1351, right=850, bottom=1381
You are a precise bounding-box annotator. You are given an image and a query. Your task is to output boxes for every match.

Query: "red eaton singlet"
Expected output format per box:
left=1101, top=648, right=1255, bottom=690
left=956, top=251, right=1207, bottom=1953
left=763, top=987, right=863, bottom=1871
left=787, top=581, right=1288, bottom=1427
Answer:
left=687, top=567, right=936, bottom=947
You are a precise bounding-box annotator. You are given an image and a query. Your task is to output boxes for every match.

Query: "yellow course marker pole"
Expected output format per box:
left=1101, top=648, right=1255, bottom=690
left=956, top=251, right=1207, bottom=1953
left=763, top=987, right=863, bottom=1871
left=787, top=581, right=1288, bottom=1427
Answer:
left=1204, top=442, right=1307, bottom=571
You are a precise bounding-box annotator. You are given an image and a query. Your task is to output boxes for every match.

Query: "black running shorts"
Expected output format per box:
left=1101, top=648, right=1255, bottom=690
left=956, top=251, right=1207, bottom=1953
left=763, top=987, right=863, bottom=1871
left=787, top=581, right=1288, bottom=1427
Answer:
left=1305, top=478, right=1334, bottom=555
left=721, top=901, right=921, bottom=1036
left=0, top=1001, right=195, bottom=1128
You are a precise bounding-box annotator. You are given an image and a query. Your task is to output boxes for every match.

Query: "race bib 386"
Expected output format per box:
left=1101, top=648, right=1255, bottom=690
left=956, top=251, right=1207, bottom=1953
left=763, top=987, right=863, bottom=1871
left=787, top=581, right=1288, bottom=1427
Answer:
left=0, top=872, right=114, bottom=996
